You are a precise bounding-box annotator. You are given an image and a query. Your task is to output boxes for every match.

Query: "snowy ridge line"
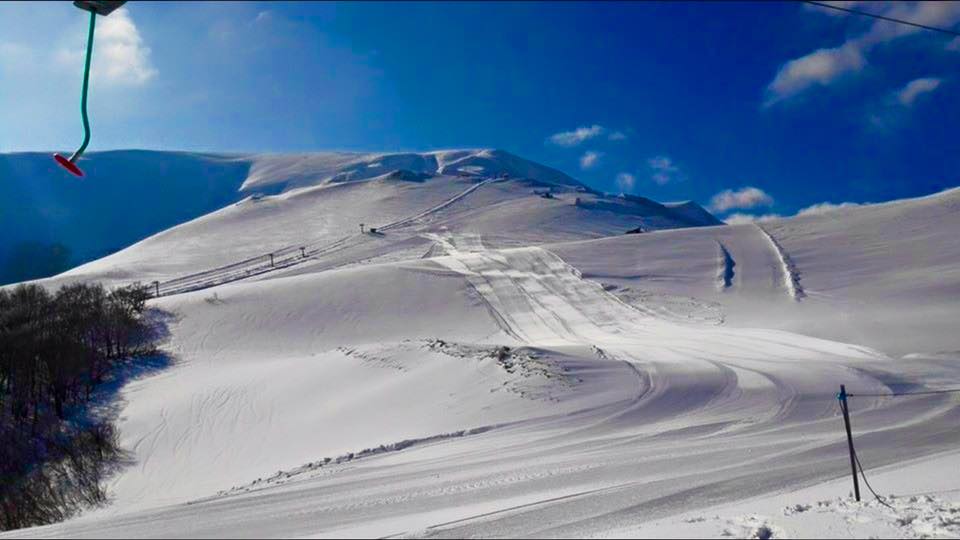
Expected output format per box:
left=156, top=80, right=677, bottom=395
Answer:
left=189, top=425, right=499, bottom=505
left=145, top=177, right=501, bottom=297
left=716, top=240, right=735, bottom=291
left=755, top=224, right=805, bottom=300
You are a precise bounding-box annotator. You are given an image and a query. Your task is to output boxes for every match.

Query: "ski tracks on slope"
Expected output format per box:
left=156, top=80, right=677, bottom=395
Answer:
left=427, top=236, right=783, bottom=435
left=716, top=240, right=736, bottom=291
left=755, top=224, right=805, bottom=301
left=153, top=178, right=500, bottom=297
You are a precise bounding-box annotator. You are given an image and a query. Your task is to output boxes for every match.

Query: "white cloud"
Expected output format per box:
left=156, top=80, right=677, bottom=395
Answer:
left=723, top=199, right=872, bottom=225
left=0, top=42, right=34, bottom=72
left=802, top=1, right=865, bottom=17
left=709, top=186, right=774, bottom=213
left=56, top=8, right=156, bottom=87
left=647, top=155, right=680, bottom=185
left=796, top=201, right=863, bottom=216
left=579, top=150, right=602, bottom=170
left=724, top=200, right=869, bottom=224
left=608, top=130, right=627, bottom=141
left=616, top=172, right=636, bottom=193
left=765, top=2, right=960, bottom=104
left=859, top=2, right=960, bottom=45
left=869, top=76, right=944, bottom=130
left=765, top=44, right=865, bottom=104
left=896, top=77, right=942, bottom=106
left=547, top=125, right=605, bottom=147
left=0, top=41, right=31, bottom=60
left=724, top=213, right=782, bottom=225
left=254, top=10, right=273, bottom=24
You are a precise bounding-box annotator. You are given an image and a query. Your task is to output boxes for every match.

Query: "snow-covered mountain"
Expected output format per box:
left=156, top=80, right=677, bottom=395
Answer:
left=1, top=149, right=717, bottom=287
left=5, top=149, right=960, bottom=538
left=239, top=148, right=587, bottom=193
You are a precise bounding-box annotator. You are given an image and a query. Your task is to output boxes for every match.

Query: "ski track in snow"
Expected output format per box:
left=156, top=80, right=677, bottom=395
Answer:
left=153, top=178, right=500, bottom=297
left=716, top=240, right=736, bottom=291
left=755, top=224, right=805, bottom=301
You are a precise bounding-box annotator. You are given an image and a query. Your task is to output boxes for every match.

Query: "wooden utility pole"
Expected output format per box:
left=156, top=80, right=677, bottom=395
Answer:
left=839, top=385, right=861, bottom=501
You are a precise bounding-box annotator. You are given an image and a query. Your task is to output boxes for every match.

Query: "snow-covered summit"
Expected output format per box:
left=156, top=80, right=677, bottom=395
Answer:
left=239, top=148, right=585, bottom=193
left=2, top=149, right=719, bottom=287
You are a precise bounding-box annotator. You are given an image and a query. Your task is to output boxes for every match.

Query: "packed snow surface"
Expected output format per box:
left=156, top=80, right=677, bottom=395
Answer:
left=4, top=151, right=960, bottom=538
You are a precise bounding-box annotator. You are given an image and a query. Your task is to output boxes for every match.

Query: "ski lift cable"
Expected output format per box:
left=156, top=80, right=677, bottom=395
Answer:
left=803, top=1, right=960, bottom=38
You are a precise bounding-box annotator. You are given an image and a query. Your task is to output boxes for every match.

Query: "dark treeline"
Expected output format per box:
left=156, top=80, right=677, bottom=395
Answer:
left=0, top=281, right=156, bottom=531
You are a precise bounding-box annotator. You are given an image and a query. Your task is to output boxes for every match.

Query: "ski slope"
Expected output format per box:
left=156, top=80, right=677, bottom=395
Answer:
left=24, top=149, right=717, bottom=291
left=0, top=148, right=595, bottom=286
left=551, top=187, right=960, bottom=356
left=5, top=154, right=960, bottom=538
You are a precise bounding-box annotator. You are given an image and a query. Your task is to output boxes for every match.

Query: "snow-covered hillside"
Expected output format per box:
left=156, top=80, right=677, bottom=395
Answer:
left=551, top=187, right=960, bottom=356
left=239, top=148, right=586, bottom=193
left=32, top=149, right=718, bottom=289
left=5, top=152, right=960, bottom=538
left=3, top=148, right=717, bottom=288
left=0, top=151, right=248, bottom=285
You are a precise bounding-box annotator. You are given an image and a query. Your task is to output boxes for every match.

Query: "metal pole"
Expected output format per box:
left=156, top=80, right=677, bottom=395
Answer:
left=839, top=385, right=861, bottom=501
left=70, top=10, right=96, bottom=162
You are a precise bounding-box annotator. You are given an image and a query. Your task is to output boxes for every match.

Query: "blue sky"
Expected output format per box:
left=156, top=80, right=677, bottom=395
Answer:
left=1, top=1, right=958, bottom=220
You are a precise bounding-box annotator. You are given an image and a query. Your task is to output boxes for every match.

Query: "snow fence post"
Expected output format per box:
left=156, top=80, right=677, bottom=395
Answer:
left=269, top=253, right=275, bottom=267
left=153, top=280, right=160, bottom=298
left=838, top=385, right=861, bottom=502
left=300, top=247, right=306, bottom=258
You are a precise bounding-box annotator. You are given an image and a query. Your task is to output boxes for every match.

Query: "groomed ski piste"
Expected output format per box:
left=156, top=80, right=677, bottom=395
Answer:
left=5, top=150, right=960, bottom=538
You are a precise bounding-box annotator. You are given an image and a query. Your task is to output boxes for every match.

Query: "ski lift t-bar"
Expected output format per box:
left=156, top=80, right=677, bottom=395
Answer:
left=53, top=1, right=128, bottom=177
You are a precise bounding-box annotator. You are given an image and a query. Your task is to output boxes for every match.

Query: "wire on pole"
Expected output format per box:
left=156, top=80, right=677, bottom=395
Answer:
left=848, top=388, right=960, bottom=398
left=852, top=445, right=895, bottom=510
left=803, top=1, right=960, bottom=38
left=838, top=385, right=861, bottom=502
left=837, top=384, right=959, bottom=512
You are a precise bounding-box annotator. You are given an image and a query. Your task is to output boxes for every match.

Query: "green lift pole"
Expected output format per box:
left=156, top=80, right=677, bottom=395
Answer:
left=54, top=0, right=128, bottom=177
